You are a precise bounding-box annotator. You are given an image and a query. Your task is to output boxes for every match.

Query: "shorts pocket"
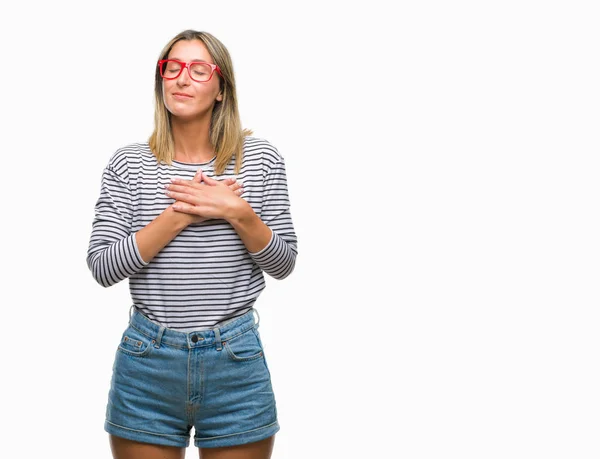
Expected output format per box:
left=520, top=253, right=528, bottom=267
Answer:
left=117, top=325, right=155, bottom=357
left=224, top=327, right=264, bottom=362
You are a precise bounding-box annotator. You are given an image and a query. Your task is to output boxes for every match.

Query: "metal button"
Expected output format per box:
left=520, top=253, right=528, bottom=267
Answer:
left=191, top=335, right=198, bottom=343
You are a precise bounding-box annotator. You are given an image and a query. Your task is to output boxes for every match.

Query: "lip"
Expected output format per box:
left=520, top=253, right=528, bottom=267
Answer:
left=173, top=92, right=193, bottom=99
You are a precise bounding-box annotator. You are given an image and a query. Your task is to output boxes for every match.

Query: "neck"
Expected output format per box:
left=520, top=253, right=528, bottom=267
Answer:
left=171, top=115, right=215, bottom=163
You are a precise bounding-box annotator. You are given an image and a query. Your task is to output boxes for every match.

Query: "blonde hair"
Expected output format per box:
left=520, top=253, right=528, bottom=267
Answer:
left=148, top=30, right=252, bottom=175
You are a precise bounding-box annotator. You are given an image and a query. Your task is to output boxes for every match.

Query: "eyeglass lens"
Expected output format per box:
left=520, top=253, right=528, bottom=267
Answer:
left=162, top=61, right=212, bottom=82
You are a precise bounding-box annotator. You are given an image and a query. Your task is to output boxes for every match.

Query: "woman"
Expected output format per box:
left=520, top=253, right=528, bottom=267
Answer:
left=86, top=29, right=298, bottom=459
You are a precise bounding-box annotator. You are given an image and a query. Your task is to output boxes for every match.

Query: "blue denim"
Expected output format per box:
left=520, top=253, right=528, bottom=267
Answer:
left=104, top=305, right=279, bottom=448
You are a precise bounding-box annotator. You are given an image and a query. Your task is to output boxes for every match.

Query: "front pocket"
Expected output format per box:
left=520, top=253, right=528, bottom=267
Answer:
left=117, top=326, right=155, bottom=357
left=224, top=328, right=264, bottom=362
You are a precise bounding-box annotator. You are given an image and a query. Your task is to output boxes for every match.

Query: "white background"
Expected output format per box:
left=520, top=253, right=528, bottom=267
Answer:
left=1, top=1, right=599, bottom=458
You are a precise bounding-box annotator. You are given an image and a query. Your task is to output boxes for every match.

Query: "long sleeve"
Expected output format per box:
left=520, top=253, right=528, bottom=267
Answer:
left=86, top=165, right=148, bottom=287
left=248, top=156, right=298, bottom=279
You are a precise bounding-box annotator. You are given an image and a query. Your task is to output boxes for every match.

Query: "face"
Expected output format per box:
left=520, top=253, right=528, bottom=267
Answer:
left=161, top=39, right=223, bottom=121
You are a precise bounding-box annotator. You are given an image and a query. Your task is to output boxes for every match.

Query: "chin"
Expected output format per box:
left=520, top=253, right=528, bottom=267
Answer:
left=168, top=106, right=213, bottom=121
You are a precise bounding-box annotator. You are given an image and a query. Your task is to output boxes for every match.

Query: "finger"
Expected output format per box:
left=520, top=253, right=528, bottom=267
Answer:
left=169, top=179, right=204, bottom=191
left=172, top=202, right=198, bottom=213
left=165, top=189, right=200, bottom=204
left=192, top=169, right=203, bottom=184
left=201, top=174, right=219, bottom=186
left=233, top=187, right=244, bottom=196
left=166, top=183, right=202, bottom=194
left=223, top=177, right=236, bottom=186
left=228, top=181, right=241, bottom=191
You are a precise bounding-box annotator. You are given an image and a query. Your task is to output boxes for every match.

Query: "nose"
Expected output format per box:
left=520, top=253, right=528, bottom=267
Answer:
left=176, top=64, right=191, bottom=85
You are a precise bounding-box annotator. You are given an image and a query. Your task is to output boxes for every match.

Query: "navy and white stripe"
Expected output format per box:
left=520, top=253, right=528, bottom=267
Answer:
left=87, top=137, right=298, bottom=331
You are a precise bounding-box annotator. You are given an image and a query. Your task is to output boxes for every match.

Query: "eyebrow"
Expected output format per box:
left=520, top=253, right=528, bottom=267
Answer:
left=168, top=58, right=210, bottom=63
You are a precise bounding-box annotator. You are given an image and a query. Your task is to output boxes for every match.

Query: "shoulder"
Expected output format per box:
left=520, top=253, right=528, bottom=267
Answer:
left=105, top=143, right=153, bottom=179
left=243, top=136, right=285, bottom=170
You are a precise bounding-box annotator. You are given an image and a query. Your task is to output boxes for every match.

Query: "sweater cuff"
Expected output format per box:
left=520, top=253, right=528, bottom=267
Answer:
left=131, top=233, right=150, bottom=267
left=248, top=227, right=274, bottom=258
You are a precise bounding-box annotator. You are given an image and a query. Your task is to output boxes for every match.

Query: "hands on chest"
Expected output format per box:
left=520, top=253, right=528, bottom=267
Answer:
left=165, top=169, right=246, bottom=225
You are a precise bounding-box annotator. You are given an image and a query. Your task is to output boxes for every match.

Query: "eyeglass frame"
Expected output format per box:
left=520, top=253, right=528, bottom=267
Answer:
left=158, top=59, right=223, bottom=82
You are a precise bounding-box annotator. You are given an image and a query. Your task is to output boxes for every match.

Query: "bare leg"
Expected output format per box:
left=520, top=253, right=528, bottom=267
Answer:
left=199, top=435, right=275, bottom=459
left=109, top=434, right=185, bottom=459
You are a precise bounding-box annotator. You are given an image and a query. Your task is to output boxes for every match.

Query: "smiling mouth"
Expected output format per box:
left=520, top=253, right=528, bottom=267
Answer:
left=173, top=93, right=193, bottom=98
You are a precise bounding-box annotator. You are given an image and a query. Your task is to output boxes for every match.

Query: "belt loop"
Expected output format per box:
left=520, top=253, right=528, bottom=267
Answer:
left=214, top=326, right=222, bottom=351
left=253, top=308, right=260, bottom=328
left=154, top=326, right=165, bottom=348
left=129, top=304, right=134, bottom=321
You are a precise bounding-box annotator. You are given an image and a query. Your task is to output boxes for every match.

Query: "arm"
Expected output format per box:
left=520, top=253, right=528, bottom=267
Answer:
left=226, top=156, right=298, bottom=279
left=135, top=206, right=190, bottom=263
left=227, top=202, right=297, bottom=280
left=226, top=202, right=272, bottom=253
left=139, top=170, right=243, bottom=262
left=86, top=165, right=192, bottom=287
left=167, top=155, right=298, bottom=280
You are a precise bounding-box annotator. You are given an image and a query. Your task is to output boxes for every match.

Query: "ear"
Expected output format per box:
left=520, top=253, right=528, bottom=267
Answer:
left=216, top=92, right=223, bottom=102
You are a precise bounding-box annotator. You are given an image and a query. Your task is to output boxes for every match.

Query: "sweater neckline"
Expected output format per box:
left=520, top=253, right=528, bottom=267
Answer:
left=170, top=155, right=216, bottom=171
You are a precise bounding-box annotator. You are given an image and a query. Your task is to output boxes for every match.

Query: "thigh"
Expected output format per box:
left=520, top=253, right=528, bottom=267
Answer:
left=110, top=434, right=185, bottom=459
left=105, top=323, right=191, bottom=448
left=199, top=435, right=275, bottom=459
left=193, top=326, right=280, bottom=447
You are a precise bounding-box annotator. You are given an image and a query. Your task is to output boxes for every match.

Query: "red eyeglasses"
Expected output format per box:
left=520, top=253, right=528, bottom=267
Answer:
left=158, top=59, right=223, bottom=82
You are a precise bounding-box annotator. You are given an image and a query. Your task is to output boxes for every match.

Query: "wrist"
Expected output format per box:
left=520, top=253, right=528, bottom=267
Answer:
left=225, top=197, right=253, bottom=225
left=165, top=205, right=191, bottom=231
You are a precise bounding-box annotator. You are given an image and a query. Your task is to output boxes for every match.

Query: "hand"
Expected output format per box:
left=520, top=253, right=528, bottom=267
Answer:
left=166, top=170, right=245, bottom=223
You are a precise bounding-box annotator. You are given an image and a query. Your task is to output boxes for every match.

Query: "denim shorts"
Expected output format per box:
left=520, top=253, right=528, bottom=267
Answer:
left=104, top=305, right=279, bottom=448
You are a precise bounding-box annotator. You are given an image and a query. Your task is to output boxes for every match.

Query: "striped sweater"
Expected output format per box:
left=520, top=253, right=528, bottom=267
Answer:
left=86, top=136, right=298, bottom=331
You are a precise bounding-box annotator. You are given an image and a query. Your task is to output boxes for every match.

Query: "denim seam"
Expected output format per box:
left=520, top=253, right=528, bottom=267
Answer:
left=223, top=328, right=264, bottom=361
left=117, top=343, right=153, bottom=357
left=132, top=308, right=255, bottom=333
left=128, top=322, right=157, bottom=341
left=105, top=420, right=189, bottom=439
left=223, top=326, right=256, bottom=345
left=194, top=420, right=278, bottom=441
left=224, top=341, right=264, bottom=362
left=128, top=322, right=255, bottom=350
left=122, top=336, right=142, bottom=347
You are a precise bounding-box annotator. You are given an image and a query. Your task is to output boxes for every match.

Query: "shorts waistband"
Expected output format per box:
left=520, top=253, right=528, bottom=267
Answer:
left=127, top=306, right=260, bottom=350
